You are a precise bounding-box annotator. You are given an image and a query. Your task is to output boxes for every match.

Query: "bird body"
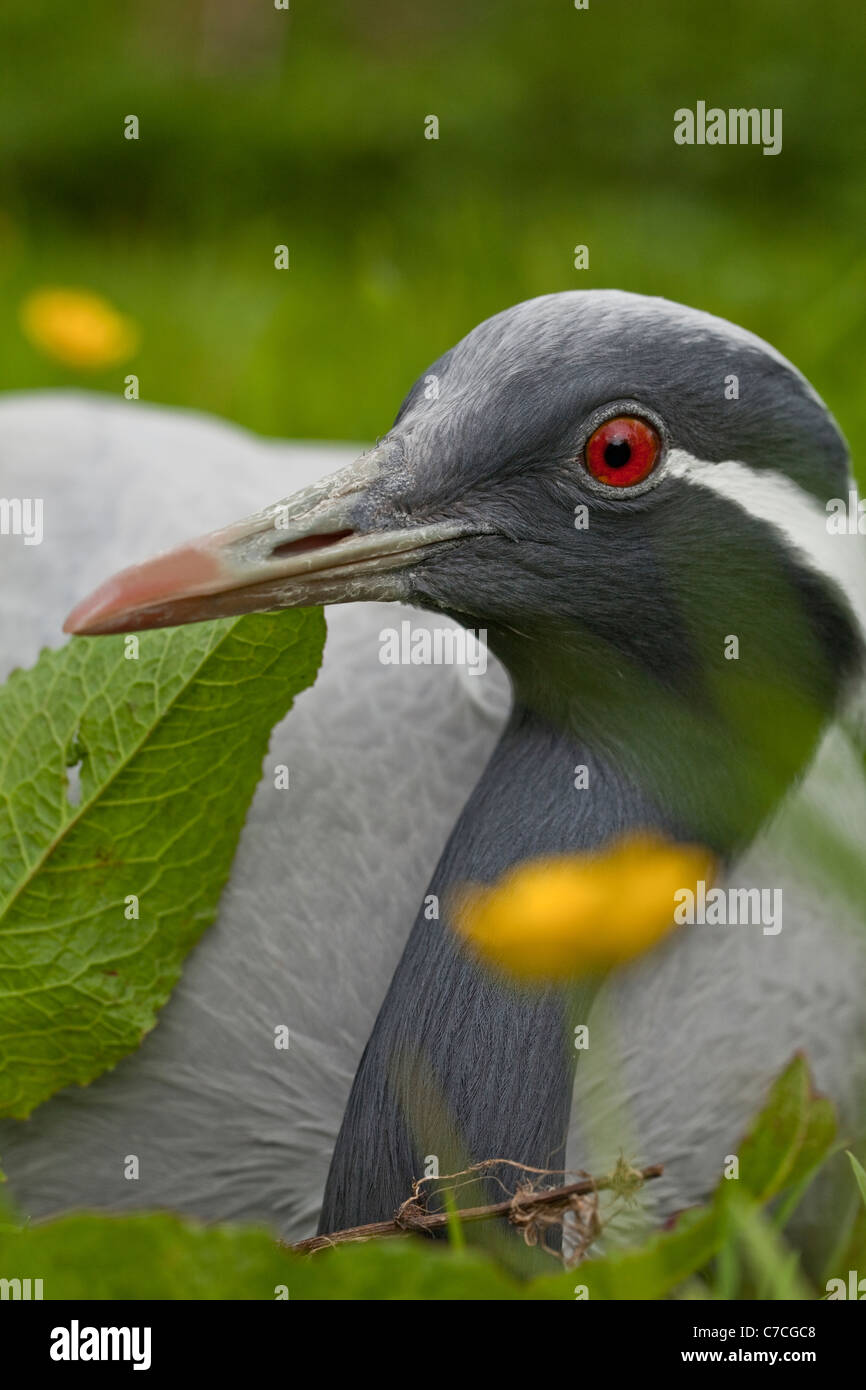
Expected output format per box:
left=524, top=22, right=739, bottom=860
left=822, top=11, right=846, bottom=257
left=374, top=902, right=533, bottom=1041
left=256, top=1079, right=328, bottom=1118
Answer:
left=1, top=291, right=865, bottom=1249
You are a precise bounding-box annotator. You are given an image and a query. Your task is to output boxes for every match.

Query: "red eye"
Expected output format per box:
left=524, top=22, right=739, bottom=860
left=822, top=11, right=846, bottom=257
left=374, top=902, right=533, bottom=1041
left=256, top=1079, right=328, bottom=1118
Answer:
left=584, top=416, right=661, bottom=488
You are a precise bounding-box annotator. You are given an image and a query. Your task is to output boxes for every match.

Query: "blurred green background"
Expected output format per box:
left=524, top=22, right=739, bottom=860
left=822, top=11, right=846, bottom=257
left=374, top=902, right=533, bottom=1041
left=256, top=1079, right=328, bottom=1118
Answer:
left=1, top=0, right=863, bottom=468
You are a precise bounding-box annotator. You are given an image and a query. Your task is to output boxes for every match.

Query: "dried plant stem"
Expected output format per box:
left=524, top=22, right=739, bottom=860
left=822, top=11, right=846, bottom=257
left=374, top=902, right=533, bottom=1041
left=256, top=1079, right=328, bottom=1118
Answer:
left=291, top=1162, right=663, bottom=1255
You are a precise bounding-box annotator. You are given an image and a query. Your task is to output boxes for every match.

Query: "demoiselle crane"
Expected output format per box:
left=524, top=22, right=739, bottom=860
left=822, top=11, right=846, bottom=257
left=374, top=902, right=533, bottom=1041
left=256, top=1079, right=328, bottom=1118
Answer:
left=1, top=291, right=864, bottom=1247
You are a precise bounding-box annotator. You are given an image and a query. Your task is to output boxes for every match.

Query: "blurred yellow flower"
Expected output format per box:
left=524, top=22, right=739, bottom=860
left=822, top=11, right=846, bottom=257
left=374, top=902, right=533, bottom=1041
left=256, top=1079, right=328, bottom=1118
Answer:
left=20, top=288, right=139, bottom=369
left=452, top=833, right=716, bottom=982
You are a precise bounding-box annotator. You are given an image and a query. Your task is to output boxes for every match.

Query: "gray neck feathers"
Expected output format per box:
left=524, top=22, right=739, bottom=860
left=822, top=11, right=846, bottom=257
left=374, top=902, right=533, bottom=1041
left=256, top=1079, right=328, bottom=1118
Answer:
left=318, top=703, right=681, bottom=1233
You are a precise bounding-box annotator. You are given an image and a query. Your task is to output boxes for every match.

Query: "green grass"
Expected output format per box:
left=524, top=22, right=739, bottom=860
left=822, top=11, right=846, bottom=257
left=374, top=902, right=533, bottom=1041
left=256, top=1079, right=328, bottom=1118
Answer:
left=0, top=0, right=863, bottom=474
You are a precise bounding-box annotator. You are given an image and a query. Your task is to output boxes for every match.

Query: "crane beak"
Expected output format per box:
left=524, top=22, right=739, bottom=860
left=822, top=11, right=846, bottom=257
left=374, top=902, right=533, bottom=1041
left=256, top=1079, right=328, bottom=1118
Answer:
left=63, top=449, right=469, bottom=636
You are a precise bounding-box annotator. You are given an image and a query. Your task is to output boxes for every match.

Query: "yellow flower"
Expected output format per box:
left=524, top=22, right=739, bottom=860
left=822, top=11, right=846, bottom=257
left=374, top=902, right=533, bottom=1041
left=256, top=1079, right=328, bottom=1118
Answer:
left=20, top=289, right=139, bottom=369
left=451, top=832, right=716, bottom=982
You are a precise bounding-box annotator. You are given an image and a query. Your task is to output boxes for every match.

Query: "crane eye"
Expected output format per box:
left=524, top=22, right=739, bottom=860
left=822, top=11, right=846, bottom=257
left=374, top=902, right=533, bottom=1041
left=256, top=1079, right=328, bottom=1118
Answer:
left=584, top=416, right=661, bottom=488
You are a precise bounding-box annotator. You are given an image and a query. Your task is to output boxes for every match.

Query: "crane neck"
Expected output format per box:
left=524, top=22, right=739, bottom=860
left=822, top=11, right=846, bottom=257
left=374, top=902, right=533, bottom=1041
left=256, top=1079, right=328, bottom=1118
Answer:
left=318, top=700, right=679, bottom=1236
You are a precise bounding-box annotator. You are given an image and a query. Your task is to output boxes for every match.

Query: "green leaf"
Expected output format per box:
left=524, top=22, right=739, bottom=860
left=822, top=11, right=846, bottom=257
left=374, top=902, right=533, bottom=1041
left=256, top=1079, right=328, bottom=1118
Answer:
left=0, top=1201, right=527, bottom=1300
left=0, top=608, right=325, bottom=1118
left=286, top=1239, right=525, bottom=1300
left=529, top=1054, right=837, bottom=1301
left=823, top=1191, right=866, bottom=1286
left=846, top=1150, right=866, bottom=1211
left=771, top=1094, right=839, bottom=1232
left=0, top=1207, right=295, bottom=1300
left=534, top=1206, right=721, bottom=1302
left=735, top=1052, right=812, bottom=1202
left=724, top=1195, right=813, bottom=1300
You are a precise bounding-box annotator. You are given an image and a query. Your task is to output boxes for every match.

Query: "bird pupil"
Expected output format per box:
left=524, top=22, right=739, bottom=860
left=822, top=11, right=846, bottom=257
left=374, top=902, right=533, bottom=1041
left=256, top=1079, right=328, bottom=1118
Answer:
left=603, top=438, right=631, bottom=468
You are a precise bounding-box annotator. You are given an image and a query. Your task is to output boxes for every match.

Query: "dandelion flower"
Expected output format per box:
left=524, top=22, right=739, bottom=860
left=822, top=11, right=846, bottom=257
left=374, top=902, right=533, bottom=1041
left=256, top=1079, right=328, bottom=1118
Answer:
left=20, top=288, right=139, bottom=369
left=452, top=832, right=716, bottom=981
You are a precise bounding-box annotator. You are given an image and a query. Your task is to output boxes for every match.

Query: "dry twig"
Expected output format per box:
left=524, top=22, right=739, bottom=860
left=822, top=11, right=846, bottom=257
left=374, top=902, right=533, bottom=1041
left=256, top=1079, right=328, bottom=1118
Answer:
left=291, top=1159, right=663, bottom=1256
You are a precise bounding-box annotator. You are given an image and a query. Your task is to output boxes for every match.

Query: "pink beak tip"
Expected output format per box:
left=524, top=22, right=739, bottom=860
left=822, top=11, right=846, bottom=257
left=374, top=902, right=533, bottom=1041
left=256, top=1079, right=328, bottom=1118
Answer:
left=63, top=544, right=228, bottom=637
